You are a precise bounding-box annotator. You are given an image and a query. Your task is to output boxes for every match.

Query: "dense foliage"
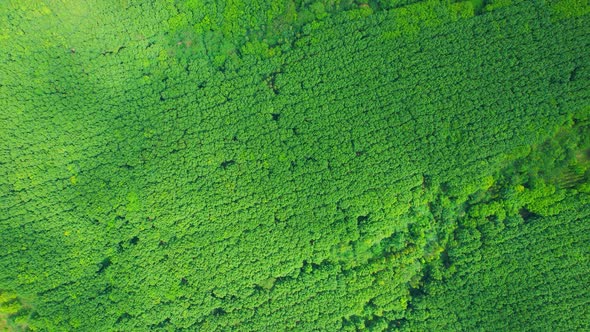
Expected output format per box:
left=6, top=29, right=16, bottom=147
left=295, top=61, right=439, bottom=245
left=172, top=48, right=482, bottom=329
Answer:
left=1, top=0, right=588, bottom=330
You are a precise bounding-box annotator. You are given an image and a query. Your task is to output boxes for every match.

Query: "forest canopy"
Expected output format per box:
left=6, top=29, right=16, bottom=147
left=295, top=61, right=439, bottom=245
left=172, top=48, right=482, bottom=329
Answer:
left=0, top=0, right=589, bottom=330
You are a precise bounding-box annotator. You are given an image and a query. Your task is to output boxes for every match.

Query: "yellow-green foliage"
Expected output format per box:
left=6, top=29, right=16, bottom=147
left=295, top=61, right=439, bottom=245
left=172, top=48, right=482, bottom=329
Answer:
left=0, top=0, right=589, bottom=330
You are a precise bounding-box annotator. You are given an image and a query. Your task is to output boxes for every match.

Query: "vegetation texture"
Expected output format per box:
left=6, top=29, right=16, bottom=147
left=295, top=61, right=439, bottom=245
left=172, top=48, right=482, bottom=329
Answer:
left=1, top=0, right=589, bottom=331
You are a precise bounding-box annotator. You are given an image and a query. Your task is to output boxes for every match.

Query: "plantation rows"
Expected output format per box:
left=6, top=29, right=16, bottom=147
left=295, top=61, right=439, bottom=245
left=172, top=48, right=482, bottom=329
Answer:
left=1, top=0, right=589, bottom=330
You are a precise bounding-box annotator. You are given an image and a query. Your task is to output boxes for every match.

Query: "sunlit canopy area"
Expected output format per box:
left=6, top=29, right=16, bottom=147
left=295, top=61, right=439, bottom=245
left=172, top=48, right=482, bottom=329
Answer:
left=1, top=0, right=589, bottom=330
